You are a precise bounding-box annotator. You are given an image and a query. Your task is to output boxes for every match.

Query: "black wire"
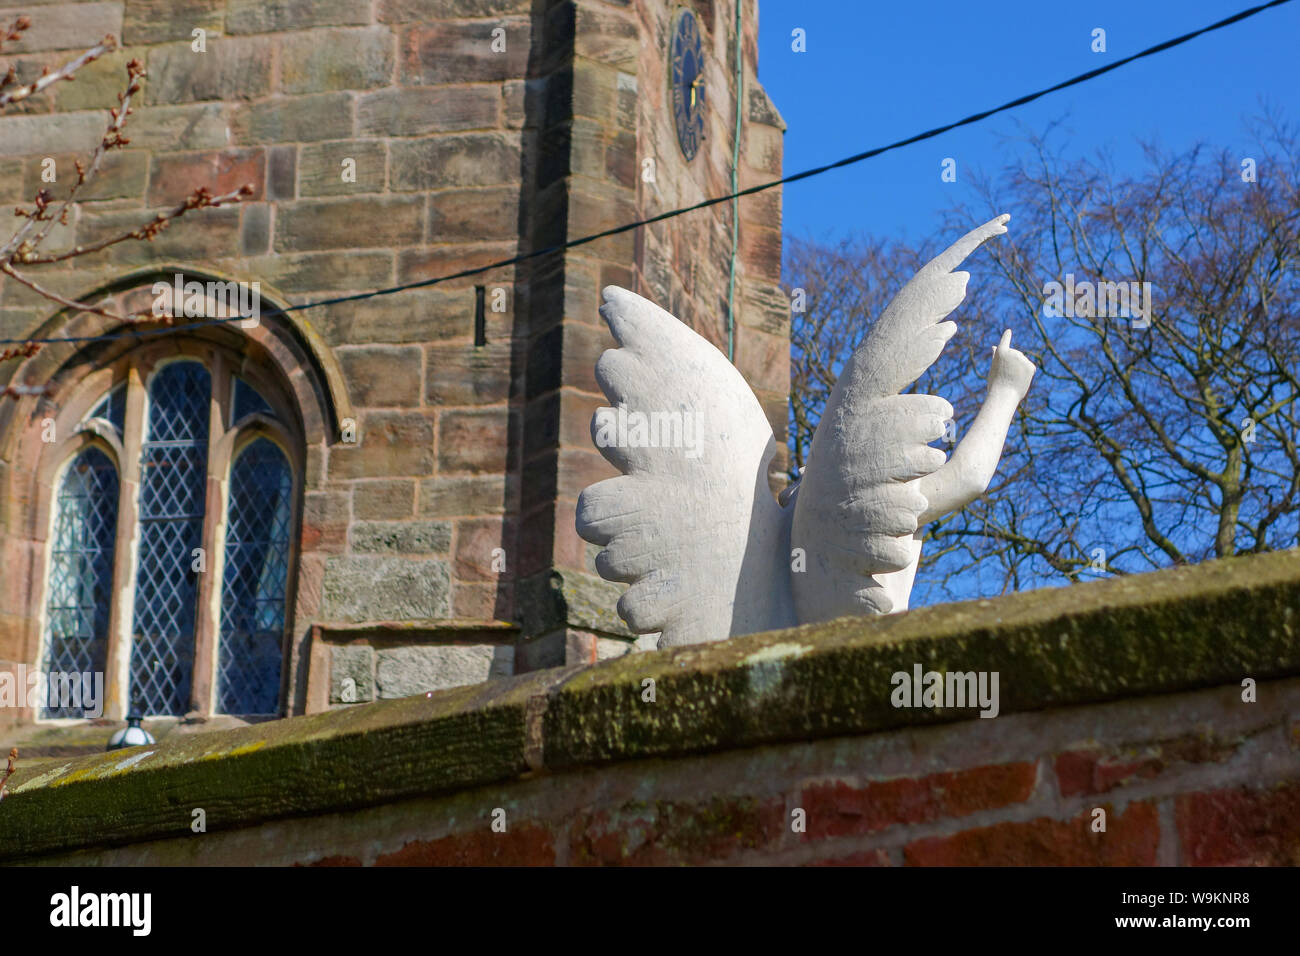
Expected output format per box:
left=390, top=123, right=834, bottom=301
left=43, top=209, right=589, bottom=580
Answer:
left=1, top=0, right=1292, bottom=347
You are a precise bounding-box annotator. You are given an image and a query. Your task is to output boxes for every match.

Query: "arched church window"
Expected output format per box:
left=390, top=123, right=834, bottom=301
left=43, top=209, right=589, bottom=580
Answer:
left=41, top=448, right=119, bottom=719
left=217, top=437, right=293, bottom=716
left=37, top=347, right=300, bottom=720
left=131, top=360, right=212, bottom=716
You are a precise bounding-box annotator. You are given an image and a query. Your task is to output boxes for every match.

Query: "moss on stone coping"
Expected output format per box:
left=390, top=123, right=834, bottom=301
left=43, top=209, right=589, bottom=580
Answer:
left=3, top=550, right=1299, bottom=861
left=0, top=665, right=572, bottom=863
left=544, top=549, right=1300, bottom=767
left=1, top=715, right=265, bottom=760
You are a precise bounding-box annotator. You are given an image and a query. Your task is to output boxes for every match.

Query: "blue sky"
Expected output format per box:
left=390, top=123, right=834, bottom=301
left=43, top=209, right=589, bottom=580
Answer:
left=756, top=0, right=1300, bottom=245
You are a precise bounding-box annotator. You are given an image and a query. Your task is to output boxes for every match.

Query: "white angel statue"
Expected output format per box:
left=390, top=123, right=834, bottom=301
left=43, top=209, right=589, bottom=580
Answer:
left=576, top=214, right=1036, bottom=647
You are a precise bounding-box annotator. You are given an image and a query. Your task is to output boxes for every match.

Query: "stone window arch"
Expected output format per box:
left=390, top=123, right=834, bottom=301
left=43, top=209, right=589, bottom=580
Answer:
left=35, top=339, right=305, bottom=719
left=4, top=268, right=351, bottom=723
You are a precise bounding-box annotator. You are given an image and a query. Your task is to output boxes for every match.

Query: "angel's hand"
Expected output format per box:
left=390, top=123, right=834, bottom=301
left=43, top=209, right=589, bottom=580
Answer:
left=971, top=212, right=1010, bottom=243
left=988, top=328, right=1035, bottom=400
left=928, top=213, right=1010, bottom=275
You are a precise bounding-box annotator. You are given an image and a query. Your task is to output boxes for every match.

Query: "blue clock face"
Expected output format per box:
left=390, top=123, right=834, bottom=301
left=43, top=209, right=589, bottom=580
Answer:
left=670, top=10, right=705, bottom=161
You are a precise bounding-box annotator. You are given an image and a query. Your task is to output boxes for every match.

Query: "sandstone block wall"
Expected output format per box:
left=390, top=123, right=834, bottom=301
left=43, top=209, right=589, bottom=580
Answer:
left=0, top=0, right=789, bottom=723
left=520, top=0, right=787, bottom=669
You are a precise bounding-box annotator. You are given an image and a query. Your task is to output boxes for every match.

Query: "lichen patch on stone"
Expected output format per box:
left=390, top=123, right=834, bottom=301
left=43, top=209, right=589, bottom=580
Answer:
left=742, top=642, right=812, bottom=699
left=12, top=763, right=71, bottom=795
left=741, top=642, right=812, bottom=666
left=113, top=751, right=155, bottom=773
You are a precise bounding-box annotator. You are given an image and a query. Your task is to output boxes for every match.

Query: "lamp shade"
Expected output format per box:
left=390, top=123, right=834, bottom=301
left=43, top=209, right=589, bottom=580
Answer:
left=106, top=715, right=156, bottom=751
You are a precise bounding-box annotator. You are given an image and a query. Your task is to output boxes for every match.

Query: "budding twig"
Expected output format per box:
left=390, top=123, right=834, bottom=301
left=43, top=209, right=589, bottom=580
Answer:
left=0, top=747, right=17, bottom=801
left=18, top=184, right=253, bottom=268
left=0, top=15, right=31, bottom=56
left=26, top=56, right=145, bottom=254
left=0, top=261, right=151, bottom=323
left=0, top=23, right=251, bottom=399
left=2, top=47, right=137, bottom=263
left=0, top=33, right=114, bottom=110
left=0, top=342, right=40, bottom=362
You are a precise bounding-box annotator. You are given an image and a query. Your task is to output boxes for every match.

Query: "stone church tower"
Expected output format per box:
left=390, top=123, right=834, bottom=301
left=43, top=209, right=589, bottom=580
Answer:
left=0, top=0, right=785, bottom=738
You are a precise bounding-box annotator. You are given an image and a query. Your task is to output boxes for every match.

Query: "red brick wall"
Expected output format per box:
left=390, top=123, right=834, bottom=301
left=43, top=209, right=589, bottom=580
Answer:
left=361, top=678, right=1299, bottom=866
left=36, top=674, right=1299, bottom=865
left=341, top=677, right=1300, bottom=866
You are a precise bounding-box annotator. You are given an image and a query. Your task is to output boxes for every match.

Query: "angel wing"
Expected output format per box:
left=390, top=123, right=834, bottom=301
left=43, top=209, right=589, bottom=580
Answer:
left=789, top=213, right=1011, bottom=623
left=575, top=287, right=796, bottom=647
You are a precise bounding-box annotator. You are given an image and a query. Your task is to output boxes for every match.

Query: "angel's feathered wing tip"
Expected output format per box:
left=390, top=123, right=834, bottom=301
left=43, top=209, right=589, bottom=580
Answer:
left=598, top=285, right=642, bottom=341
left=599, top=285, right=643, bottom=320
left=598, top=285, right=691, bottom=352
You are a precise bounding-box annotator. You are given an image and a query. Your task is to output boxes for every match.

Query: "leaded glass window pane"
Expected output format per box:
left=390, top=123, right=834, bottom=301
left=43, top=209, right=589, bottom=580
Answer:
left=87, top=383, right=126, bottom=433
left=217, top=438, right=291, bottom=715
left=232, top=376, right=273, bottom=422
left=130, top=361, right=210, bottom=716
left=41, top=448, right=117, bottom=718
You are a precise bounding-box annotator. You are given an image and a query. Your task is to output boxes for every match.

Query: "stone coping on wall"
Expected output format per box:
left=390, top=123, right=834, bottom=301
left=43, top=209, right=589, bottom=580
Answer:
left=0, top=715, right=269, bottom=762
left=2, top=550, right=1298, bottom=862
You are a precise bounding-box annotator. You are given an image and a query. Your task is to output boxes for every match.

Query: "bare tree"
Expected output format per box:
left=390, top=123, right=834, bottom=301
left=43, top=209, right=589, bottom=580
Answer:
left=0, top=15, right=249, bottom=393
left=785, top=118, right=1300, bottom=605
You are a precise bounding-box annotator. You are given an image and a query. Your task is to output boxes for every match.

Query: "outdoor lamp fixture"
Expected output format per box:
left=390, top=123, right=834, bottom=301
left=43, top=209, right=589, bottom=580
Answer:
left=106, top=714, right=155, bottom=751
